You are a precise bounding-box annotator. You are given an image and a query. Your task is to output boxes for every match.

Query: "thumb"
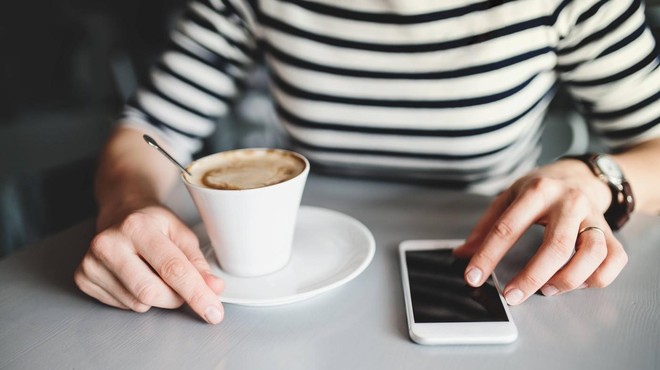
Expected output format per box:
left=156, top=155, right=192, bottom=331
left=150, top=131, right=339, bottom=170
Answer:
left=453, top=236, right=480, bottom=259
left=203, top=272, right=225, bottom=294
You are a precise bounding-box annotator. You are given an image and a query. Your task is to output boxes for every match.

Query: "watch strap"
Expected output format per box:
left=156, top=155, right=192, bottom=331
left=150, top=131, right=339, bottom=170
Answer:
left=604, top=180, right=634, bottom=230
left=562, top=154, right=634, bottom=230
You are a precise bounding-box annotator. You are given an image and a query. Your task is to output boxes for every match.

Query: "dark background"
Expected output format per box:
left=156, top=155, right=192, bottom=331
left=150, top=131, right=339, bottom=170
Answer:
left=1, top=1, right=659, bottom=257
left=0, top=0, right=188, bottom=255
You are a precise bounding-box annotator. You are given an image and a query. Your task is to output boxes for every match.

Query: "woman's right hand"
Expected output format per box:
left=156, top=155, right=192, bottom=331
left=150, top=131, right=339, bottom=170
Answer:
left=74, top=204, right=226, bottom=324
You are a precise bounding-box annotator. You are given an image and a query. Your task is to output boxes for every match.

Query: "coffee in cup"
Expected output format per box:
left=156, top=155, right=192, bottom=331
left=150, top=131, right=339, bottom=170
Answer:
left=183, top=148, right=309, bottom=277
left=188, top=149, right=305, bottom=191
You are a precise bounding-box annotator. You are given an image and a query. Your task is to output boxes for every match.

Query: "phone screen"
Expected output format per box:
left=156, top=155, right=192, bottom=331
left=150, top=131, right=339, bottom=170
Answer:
left=406, top=249, right=508, bottom=323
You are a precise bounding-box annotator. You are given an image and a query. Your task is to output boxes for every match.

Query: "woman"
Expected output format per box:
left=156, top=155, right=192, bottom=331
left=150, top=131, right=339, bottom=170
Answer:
left=75, top=0, right=660, bottom=324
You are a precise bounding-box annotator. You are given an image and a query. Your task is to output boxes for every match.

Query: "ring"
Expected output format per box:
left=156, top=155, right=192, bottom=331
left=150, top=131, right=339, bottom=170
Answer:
left=578, top=226, right=605, bottom=238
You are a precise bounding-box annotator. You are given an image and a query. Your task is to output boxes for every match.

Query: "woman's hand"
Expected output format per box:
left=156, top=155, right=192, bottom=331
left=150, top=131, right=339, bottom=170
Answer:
left=453, top=159, right=629, bottom=305
left=74, top=204, right=226, bottom=324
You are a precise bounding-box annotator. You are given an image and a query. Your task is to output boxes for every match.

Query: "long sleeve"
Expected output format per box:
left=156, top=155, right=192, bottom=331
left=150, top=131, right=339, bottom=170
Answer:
left=555, top=0, right=660, bottom=149
left=119, top=0, right=260, bottom=162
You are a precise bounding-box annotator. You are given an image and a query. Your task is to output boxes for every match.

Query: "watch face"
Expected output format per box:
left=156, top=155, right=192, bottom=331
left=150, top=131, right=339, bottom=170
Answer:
left=596, top=155, right=623, bottom=181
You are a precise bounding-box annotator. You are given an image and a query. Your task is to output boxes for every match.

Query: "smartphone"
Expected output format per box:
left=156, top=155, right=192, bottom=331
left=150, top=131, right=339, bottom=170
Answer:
left=400, top=240, right=517, bottom=345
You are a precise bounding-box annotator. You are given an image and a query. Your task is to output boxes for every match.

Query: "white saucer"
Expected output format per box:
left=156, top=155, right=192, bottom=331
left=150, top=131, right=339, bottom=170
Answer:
left=194, top=206, right=376, bottom=306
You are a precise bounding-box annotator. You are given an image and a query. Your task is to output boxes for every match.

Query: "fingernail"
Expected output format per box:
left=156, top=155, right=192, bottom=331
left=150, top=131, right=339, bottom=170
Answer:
left=505, top=289, right=524, bottom=305
left=541, top=285, right=559, bottom=297
left=466, top=268, right=483, bottom=286
left=578, top=283, right=588, bottom=290
left=205, top=306, right=224, bottom=324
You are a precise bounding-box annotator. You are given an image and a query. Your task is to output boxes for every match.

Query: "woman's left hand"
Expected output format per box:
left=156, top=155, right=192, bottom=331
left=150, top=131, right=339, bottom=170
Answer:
left=453, top=159, right=629, bottom=305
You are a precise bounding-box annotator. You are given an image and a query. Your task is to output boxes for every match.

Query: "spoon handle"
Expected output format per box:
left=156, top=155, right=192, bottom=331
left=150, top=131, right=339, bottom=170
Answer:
left=143, top=134, right=192, bottom=176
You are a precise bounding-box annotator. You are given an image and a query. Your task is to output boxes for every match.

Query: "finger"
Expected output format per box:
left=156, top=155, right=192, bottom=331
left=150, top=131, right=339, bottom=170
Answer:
left=464, top=181, right=554, bottom=287
left=90, top=231, right=185, bottom=310
left=80, top=281, right=130, bottom=310
left=74, top=264, right=130, bottom=310
left=168, top=218, right=214, bottom=274
left=454, top=190, right=513, bottom=259
left=167, top=218, right=225, bottom=294
left=80, top=253, right=155, bottom=312
left=585, top=231, right=628, bottom=288
left=134, top=228, right=225, bottom=324
left=540, top=222, right=608, bottom=296
left=502, top=191, right=588, bottom=304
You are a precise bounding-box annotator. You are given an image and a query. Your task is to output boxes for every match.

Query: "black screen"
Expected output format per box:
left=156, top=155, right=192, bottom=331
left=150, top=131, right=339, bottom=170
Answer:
left=406, top=249, right=508, bottom=323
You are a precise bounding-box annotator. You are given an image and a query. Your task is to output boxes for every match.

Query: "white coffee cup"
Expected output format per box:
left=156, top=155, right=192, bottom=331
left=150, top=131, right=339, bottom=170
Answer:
left=182, top=148, right=309, bottom=277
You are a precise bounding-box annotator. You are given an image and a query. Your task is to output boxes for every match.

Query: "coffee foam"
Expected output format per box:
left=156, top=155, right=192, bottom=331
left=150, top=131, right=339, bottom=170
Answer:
left=186, top=149, right=305, bottom=190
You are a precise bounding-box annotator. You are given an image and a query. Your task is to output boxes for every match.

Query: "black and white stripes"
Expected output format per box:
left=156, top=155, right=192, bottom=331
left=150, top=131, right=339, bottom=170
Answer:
left=120, top=0, right=660, bottom=193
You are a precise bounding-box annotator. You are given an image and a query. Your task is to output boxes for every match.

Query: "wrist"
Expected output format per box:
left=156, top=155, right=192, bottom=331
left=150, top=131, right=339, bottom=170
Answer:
left=94, top=173, right=163, bottom=230
left=552, top=158, right=612, bottom=213
left=96, top=196, right=162, bottom=231
left=560, top=153, right=635, bottom=230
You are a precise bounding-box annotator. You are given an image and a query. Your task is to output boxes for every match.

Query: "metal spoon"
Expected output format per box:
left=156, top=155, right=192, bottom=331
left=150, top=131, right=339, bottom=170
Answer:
left=143, top=134, right=192, bottom=177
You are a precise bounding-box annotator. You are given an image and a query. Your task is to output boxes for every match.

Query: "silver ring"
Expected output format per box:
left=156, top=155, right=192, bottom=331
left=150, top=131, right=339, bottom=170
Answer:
left=578, top=226, right=605, bottom=238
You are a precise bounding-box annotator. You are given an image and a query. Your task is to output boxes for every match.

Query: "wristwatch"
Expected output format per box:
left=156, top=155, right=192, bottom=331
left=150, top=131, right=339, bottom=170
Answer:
left=564, top=153, right=635, bottom=230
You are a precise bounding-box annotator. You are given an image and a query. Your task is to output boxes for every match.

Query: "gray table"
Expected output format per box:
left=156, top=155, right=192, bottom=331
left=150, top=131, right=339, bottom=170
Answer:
left=1, top=175, right=659, bottom=370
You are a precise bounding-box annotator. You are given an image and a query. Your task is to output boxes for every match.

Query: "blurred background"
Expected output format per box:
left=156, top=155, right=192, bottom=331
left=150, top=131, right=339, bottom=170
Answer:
left=1, top=0, right=659, bottom=257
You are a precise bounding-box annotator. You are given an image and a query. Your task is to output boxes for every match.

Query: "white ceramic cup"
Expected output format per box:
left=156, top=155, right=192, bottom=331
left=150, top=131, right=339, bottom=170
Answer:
left=182, top=148, right=309, bottom=277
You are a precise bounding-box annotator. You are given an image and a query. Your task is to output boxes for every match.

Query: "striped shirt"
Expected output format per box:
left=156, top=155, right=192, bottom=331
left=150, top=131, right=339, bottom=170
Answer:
left=121, top=0, right=660, bottom=194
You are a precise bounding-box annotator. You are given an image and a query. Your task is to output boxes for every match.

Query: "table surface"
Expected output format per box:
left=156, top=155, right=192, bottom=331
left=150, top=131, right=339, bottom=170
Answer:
left=1, top=175, right=659, bottom=370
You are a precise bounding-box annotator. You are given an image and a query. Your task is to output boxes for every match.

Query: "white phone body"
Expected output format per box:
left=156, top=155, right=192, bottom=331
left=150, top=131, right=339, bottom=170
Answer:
left=400, top=239, right=517, bottom=345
